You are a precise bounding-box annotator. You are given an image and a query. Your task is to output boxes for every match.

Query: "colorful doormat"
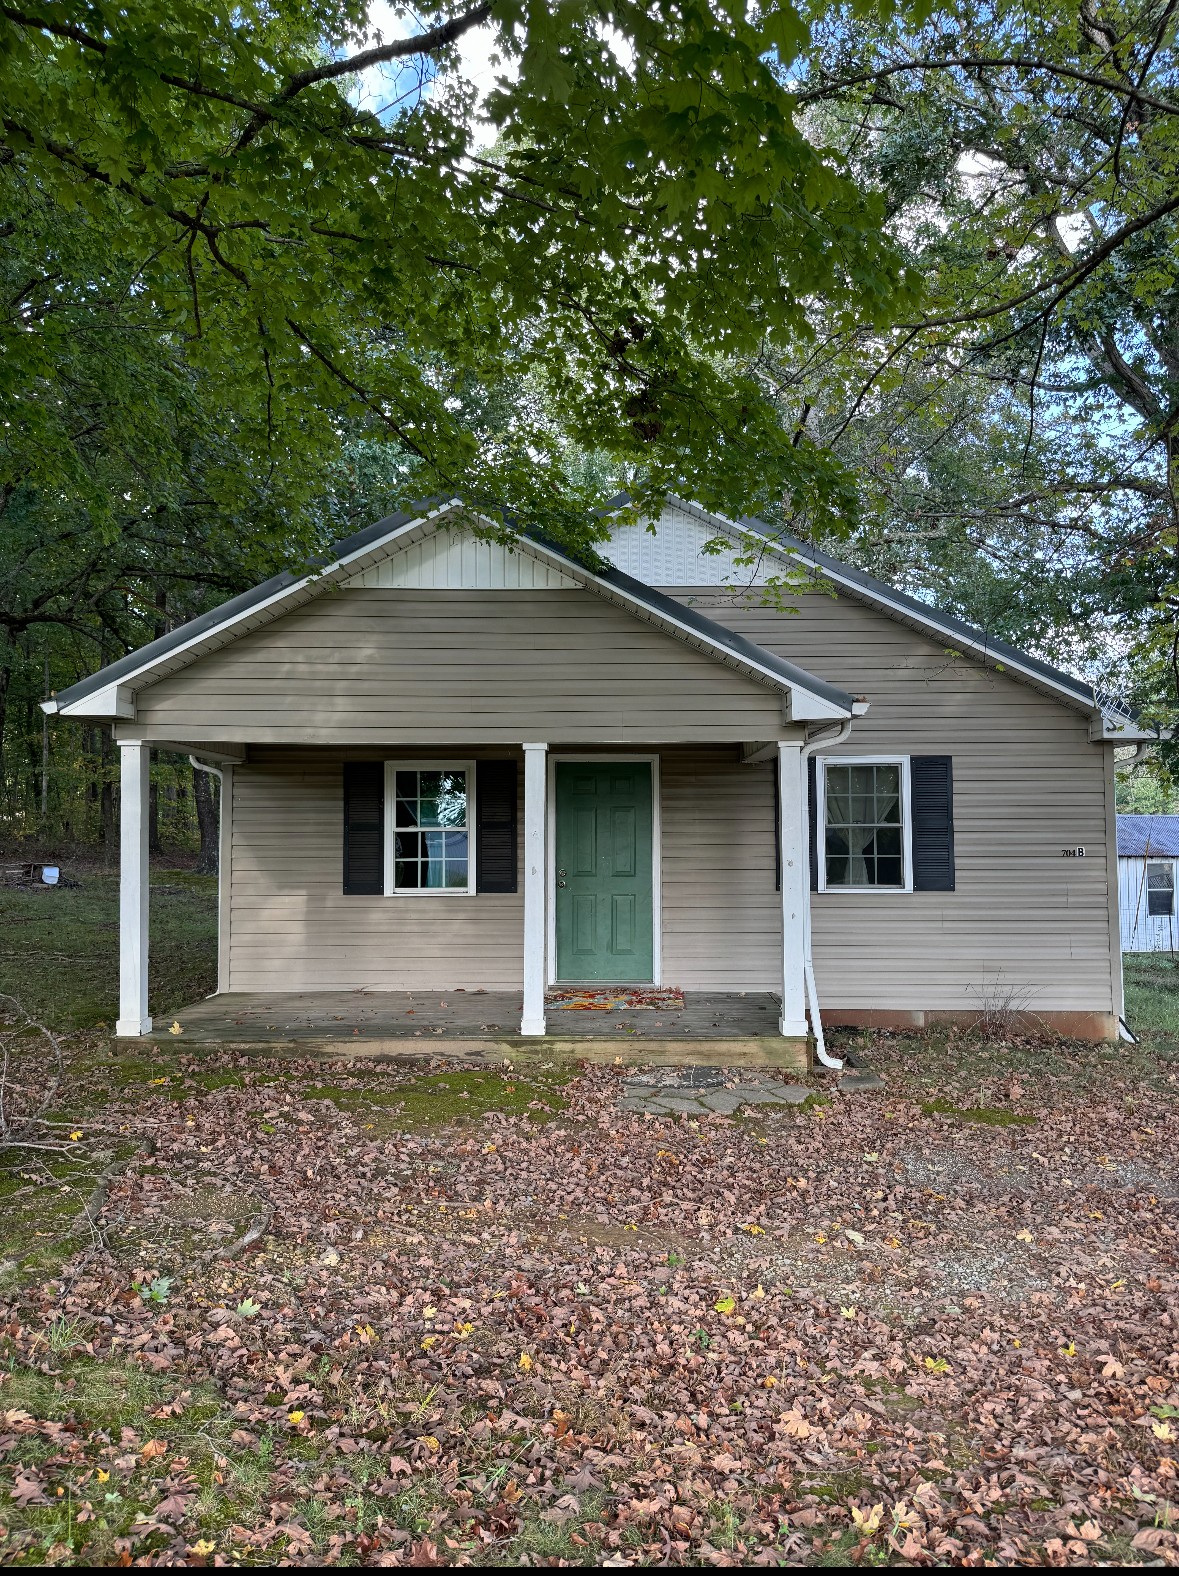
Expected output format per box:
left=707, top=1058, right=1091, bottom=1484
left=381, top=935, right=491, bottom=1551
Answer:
left=547, top=987, right=685, bottom=1011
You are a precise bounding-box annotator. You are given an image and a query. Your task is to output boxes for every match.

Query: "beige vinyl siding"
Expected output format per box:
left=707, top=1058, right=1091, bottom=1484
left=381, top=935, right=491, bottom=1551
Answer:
left=211, top=579, right=1116, bottom=1015
left=227, top=745, right=783, bottom=992
left=660, top=748, right=779, bottom=990
left=227, top=750, right=526, bottom=992
left=662, top=588, right=1117, bottom=1014
left=132, top=590, right=784, bottom=745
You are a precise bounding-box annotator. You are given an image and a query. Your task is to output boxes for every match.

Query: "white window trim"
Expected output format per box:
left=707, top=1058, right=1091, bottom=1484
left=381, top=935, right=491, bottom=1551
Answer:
left=1146, top=858, right=1176, bottom=918
left=383, top=760, right=476, bottom=896
left=817, top=755, right=913, bottom=894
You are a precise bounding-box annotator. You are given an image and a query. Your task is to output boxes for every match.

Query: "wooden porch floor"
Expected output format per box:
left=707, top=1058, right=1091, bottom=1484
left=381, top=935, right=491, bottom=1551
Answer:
left=144, top=991, right=808, bottom=1069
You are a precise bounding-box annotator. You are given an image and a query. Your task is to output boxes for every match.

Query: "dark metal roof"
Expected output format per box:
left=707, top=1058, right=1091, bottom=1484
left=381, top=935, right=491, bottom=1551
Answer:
left=50, top=502, right=855, bottom=714
left=1118, top=815, right=1179, bottom=858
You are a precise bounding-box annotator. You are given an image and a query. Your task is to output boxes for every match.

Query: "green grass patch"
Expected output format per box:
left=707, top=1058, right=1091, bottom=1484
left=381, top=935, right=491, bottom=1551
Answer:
left=0, top=1141, right=138, bottom=1286
left=0, top=1357, right=285, bottom=1564
left=0, top=869, right=216, bottom=1032
left=305, top=1067, right=574, bottom=1129
left=1124, top=952, right=1179, bottom=1044
left=921, top=1098, right=1036, bottom=1127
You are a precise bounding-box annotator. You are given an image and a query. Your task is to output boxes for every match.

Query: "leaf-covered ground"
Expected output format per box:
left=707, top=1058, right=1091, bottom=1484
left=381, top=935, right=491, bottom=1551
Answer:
left=1, top=1031, right=1177, bottom=1567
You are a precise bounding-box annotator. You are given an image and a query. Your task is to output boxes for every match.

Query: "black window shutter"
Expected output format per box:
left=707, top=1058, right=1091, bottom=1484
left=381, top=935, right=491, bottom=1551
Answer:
left=476, top=760, right=518, bottom=893
left=911, top=755, right=955, bottom=891
left=773, top=758, right=780, bottom=891
left=343, top=761, right=384, bottom=895
left=773, top=757, right=819, bottom=892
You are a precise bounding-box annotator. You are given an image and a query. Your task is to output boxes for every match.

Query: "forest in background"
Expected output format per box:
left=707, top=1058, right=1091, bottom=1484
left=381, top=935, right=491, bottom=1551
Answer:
left=3, top=0, right=1178, bottom=862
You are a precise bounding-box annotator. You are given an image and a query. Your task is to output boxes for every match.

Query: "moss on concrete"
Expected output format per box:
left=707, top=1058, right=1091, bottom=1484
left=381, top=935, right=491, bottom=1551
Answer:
left=305, top=1067, right=574, bottom=1129
left=921, top=1098, right=1036, bottom=1127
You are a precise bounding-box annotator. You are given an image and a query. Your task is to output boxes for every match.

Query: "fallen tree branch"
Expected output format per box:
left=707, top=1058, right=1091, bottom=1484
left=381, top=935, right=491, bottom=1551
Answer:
left=215, top=1205, right=277, bottom=1260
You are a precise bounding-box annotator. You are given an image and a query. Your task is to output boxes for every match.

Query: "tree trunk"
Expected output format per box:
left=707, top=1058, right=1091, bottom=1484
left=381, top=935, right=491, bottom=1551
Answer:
left=193, top=765, right=219, bottom=875
left=149, top=778, right=160, bottom=857
left=0, top=628, right=11, bottom=806
left=40, top=651, right=49, bottom=818
left=100, top=725, right=115, bottom=855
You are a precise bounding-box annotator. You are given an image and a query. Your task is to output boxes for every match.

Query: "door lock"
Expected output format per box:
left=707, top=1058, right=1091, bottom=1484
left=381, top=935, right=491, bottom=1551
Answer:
left=557, top=879, right=567, bottom=888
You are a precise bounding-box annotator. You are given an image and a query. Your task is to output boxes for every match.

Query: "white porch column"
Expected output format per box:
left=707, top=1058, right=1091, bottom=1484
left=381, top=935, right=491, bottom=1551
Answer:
left=520, top=742, right=549, bottom=1036
left=116, top=741, right=152, bottom=1037
left=777, top=740, right=808, bottom=1038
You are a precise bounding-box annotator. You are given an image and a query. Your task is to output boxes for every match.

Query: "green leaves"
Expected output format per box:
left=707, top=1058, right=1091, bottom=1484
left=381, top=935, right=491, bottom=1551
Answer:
left=2, top=0, right=914, bottom=546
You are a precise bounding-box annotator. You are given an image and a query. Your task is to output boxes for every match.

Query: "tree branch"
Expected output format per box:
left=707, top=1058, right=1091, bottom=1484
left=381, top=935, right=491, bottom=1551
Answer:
left=233, top=1, right=495, bottom=150
left=795, top=54, right=1179, bottom=119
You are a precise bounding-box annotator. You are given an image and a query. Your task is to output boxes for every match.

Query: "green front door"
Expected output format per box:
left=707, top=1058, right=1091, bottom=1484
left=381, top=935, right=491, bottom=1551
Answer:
left=554, top=761, right=654, bottom=983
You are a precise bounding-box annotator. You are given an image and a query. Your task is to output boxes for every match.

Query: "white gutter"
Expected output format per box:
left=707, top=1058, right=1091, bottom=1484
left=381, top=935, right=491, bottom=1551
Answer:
left=189, top=755, right=223, bottom=784
left=800, top=719, right=856, bottom=1070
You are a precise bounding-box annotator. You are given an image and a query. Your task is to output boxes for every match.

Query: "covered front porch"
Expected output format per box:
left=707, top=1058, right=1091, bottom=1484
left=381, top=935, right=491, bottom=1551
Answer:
left=111, top=735, right=836, bottom=1063
left=139, top=987, right=809, bottom=1069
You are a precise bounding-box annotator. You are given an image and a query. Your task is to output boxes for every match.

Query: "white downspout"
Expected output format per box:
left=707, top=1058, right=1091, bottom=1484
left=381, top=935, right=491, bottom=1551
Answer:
left=800, top=719, right=855, bottom=1070
left=189, top=755, right=223, bottom=786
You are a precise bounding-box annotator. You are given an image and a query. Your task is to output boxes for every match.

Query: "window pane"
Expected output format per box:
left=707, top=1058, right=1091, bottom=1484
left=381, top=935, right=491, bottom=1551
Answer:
left=393, top=769, right=469, bottom=888
left=824, top=762, right=905, bottom=886
left=826, top=772, right=852, bottom=821
left=395, top=831, right=422, bottom=860
left=1147, top=862, right=1174, bottom=916
left=437, top=773, right=467, bottom=827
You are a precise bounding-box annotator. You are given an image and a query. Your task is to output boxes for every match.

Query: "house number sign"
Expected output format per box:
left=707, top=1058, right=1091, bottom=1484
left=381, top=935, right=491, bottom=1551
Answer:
left=1061, top=847, right=1086, bottom=857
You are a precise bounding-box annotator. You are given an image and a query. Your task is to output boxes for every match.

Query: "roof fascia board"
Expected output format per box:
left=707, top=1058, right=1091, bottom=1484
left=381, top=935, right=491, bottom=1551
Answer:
left=644, top=496, right=1098, bottom=717
left=1089, top=715, right=1162, bottom=744
left=54, top=682, right=136, bottom=720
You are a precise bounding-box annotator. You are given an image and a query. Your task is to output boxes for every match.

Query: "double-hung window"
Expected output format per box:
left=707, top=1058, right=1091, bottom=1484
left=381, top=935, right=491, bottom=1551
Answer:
left=1147, top=860, right=1175, bottom=918
left=384, top=763, right=475, bottom=894
left=819, top=757, right=913, bottom=891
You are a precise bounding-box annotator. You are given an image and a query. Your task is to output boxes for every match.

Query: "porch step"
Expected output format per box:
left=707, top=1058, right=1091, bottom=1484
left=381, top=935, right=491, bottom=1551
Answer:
left=137, top=1029, right=810, bottom=1072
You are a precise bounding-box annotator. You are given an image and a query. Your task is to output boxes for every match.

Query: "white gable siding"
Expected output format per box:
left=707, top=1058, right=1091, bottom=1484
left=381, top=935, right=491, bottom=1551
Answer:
left=1119, top=856, right=1179, bottom=952
left=341, top=531, right=580, bottom=589
left=602, top=504, right=770, bottom=585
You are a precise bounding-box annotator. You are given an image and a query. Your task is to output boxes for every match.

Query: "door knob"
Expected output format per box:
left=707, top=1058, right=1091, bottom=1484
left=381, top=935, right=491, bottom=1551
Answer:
left=557, top=879, right=567, bottom=888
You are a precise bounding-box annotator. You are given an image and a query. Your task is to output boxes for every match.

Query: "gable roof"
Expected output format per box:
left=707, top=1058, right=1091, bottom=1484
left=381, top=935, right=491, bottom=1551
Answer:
left=1118, top=815, right=1179, bottom=858
left=44, top=500, right=857, bottom=724
left=603, top=495, right=1160, bottom=741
